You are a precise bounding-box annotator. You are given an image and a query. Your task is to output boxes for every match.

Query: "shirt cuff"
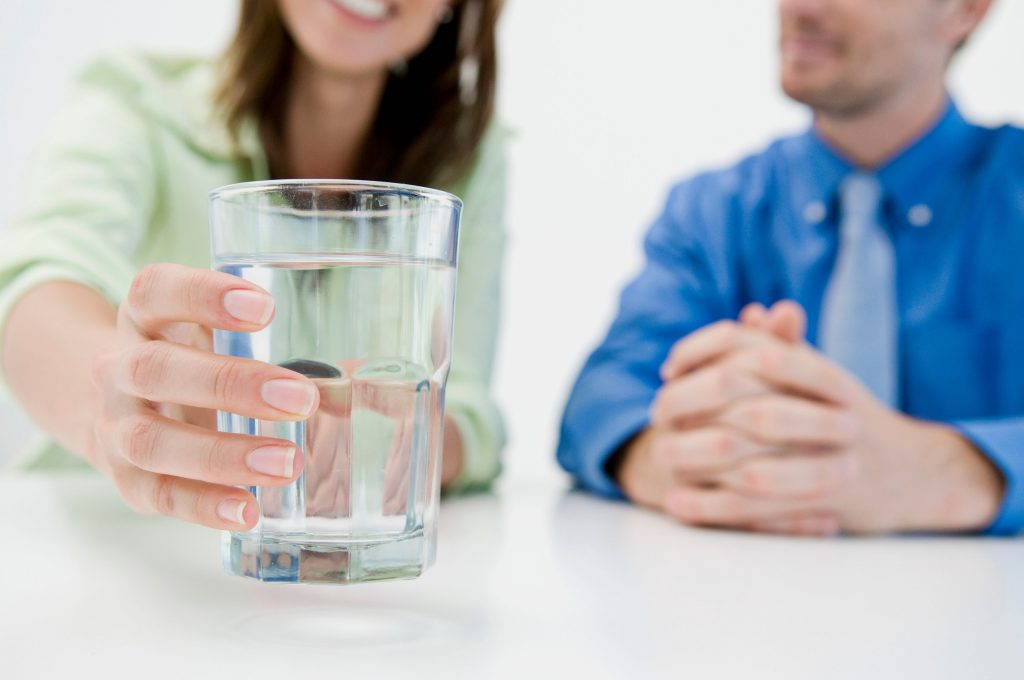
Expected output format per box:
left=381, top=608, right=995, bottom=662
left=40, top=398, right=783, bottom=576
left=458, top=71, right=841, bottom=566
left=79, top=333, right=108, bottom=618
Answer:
left=563, top=405, right=650, bottom=500
left=953, top=418, right=1024, bottom=536
left=442, top=382, right=505, bottom=494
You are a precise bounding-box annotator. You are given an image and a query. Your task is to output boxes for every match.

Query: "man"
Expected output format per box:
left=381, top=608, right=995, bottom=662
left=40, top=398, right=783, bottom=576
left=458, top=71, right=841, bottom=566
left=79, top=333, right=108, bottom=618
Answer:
left=557, top=0, right=1024, bottom=536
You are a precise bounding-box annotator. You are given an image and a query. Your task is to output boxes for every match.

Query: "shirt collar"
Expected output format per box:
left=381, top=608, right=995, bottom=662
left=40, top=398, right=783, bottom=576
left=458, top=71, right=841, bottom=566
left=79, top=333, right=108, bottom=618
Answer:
left=874, top=99, right=978, bottom=219
left=789, top=97, right=980, bottom=227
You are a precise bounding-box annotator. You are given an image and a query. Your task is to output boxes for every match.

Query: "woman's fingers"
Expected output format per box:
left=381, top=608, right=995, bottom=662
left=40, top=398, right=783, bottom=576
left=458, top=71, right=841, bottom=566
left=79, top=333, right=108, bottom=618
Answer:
left=99, top=408, right=302, bottom=486
left=109, top=461, right=260, bottom=531
left=110, top=340, right=318, bottom=419
left=121, top=263, right=274, bottom=337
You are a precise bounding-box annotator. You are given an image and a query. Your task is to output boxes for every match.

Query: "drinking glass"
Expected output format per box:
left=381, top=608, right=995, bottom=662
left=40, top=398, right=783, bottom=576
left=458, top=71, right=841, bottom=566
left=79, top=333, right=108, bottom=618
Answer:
left=209, top=180, right=461, bottom=584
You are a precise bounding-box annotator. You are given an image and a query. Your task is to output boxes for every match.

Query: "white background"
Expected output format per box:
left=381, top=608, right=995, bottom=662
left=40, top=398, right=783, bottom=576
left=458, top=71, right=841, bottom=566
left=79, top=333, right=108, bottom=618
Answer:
left=1, top=0, right=1023, bottom=480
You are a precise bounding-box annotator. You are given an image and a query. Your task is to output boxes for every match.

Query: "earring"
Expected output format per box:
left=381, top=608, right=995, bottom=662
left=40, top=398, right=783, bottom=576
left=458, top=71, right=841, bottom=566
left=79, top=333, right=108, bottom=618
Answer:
left=388, top=58, right=408, bottom=77
left=459, top=55, right=479, bottom=106
left=458, top=0, right=483, bottom=106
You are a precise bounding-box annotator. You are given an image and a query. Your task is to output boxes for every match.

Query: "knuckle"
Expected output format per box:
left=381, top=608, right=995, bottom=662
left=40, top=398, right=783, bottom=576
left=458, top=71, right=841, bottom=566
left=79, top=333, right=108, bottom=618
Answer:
left=757, top=345, right=787, bottom=373
left=741, top=462, right=772, bottom=492
left=712, top=430, right=736, bottom=457
left=200, top=437, right=234, bottom=480
left=126, top=342, right=171, bottom=394
left=110, top=467, right=147, bottom=514
left=709, top=368, right=732, bottom=403
left=90, top=350, right=116, bottom=389
left=127, top=264, right=162, bottom=312
left=715, top=494, right=744, bottom=522
left=119, top=414, right=162, bottom=470
left=742, top=400, right=777, bottom=435
left=183, top=269, right=213, bottom=315
left=150, top=474, right=177, bottom=516
left=210, top=359, right=247, bottom=406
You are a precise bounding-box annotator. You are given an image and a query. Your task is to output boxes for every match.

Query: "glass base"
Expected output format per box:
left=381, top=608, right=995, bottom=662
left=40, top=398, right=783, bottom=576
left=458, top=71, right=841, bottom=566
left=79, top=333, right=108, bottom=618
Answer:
left=222, top=529, right=428, bottom=584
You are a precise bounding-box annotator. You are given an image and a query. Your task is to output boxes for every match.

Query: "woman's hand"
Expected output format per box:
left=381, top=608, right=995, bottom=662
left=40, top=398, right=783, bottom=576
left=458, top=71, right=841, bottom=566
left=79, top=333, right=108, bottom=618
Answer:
left=89, top=263, right=318, bottom=530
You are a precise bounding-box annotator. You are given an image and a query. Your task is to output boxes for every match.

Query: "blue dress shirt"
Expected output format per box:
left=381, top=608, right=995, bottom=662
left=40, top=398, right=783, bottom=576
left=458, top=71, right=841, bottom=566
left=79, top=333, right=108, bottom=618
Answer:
left=557, top=101, right=1024, bottom=535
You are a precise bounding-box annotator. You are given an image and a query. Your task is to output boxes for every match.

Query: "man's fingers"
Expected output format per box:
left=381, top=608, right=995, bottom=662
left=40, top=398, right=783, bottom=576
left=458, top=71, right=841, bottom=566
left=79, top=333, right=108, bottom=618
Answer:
left=716, top=395, right=858, bottom=447
left=660, top=321, right=778, bottom=381
left=651, top=361, right=773, bottom=426
left=122, top=263, right=274, bottom=337
left=716, top=452, right=858, bottom=499
left=731, top=343, right=857, bottom=405
left=748, top=513, right=841, bottom=537
left=114, top=340, right=318, bottom=419
left=649, top=426, right=779, bottom=474
left=764, top=300, right=807, bottom=344
left=109, top=462, right=260, bottom=531
left=739, top=303, right=769, bottom=327
left=101, top=410, right=302, bottom=486
left=664, top=486, right=829, bottom=526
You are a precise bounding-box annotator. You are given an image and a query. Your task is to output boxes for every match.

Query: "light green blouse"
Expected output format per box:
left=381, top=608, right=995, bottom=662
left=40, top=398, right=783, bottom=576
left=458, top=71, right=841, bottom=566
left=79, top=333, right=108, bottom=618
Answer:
left=0, top=52, right=507, bottom=491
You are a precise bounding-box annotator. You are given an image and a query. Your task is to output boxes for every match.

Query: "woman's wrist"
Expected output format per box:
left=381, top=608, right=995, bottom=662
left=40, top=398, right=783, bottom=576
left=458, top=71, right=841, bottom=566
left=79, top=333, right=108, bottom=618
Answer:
left=441, top=416, right=464, bottom=487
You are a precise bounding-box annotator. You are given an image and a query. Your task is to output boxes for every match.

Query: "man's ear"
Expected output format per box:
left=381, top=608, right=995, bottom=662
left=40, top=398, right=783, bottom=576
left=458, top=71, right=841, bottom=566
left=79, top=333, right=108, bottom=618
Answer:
left=943, top=0, right=994, bottom=54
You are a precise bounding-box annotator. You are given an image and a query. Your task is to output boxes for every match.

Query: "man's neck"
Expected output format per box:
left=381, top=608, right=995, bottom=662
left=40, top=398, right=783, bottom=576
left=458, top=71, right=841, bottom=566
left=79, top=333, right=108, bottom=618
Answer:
left=814, top=81, right=948, bottom=170
left=279, top=56, right=386, bottom=179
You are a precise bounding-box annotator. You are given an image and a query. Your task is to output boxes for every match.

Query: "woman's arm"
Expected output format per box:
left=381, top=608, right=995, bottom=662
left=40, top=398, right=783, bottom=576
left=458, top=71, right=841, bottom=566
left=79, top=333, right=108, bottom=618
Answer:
left=2, top=282, right=117, bottom=463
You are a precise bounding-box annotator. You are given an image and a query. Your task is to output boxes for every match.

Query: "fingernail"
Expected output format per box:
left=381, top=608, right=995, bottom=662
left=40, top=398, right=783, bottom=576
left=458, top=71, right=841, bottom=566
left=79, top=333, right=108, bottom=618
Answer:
left=261, top=379, right=317, bottom=415
left=246, top=445, right=296, bottom=478
left=223, top=289, right=274, bottom=325
left=217, top=498, right=247, bottom=525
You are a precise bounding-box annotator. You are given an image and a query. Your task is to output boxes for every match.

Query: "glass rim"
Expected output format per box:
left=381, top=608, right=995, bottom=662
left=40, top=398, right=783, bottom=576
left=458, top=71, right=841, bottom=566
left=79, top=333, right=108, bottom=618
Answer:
left=209, top=178, right=463, bottom=210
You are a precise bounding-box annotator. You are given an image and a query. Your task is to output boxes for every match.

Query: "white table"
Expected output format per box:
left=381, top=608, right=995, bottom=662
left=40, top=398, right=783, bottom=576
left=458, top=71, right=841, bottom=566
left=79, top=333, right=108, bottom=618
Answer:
left=3, top=474, right=1023, bottom=680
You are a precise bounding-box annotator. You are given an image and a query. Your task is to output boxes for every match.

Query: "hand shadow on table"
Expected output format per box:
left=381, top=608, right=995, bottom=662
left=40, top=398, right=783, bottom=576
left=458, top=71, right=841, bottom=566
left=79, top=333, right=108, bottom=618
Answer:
left=53, top=475, right=505, bottom=653
left=550, top=488, right=1024, bottom=678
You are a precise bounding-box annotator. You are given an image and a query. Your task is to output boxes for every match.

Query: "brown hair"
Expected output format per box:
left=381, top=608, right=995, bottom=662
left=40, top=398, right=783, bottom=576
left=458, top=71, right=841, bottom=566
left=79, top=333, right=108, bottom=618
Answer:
left=215, top=0, right=500, bottom=187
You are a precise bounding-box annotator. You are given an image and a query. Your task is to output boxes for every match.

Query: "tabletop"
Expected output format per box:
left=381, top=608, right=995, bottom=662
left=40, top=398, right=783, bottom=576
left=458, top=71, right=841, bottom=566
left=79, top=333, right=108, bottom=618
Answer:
left=2, top=473, right=1023, bottom=680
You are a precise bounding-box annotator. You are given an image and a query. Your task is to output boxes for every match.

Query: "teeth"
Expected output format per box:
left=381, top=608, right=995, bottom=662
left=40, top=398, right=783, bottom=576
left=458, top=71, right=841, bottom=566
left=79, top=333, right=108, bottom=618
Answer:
left=332, top=0, right=389, bottom=20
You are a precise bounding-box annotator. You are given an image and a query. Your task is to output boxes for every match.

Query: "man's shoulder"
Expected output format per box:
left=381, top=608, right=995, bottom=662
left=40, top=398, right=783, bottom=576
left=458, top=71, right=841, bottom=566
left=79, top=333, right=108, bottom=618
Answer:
left=662, top=132, right=805, bottom=218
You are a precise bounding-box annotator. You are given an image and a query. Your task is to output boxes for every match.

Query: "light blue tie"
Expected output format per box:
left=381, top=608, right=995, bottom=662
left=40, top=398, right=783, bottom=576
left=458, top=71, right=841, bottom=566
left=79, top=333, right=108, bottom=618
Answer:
left=818, top=173, right=899, bottom=406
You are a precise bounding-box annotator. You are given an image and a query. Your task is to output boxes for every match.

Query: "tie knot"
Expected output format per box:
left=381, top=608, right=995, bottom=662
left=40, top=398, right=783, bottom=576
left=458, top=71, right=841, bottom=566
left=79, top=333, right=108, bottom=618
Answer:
left=839, top=173, right=882, bottom=221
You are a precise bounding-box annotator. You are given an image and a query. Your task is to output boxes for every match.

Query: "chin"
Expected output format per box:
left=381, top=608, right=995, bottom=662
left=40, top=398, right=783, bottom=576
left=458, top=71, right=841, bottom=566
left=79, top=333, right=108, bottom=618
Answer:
left=781, top=68, right=837, bottom=108
left=781, top=74, right=815, bottom=105
left=307, top=44, right=392, bottom=78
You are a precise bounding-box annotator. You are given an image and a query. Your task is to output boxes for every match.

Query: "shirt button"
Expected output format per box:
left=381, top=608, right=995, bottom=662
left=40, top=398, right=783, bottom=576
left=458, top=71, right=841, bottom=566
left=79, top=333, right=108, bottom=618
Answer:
left=908, top=204, right=932, bottom=227
left=803, top=201, right=826, bottom=224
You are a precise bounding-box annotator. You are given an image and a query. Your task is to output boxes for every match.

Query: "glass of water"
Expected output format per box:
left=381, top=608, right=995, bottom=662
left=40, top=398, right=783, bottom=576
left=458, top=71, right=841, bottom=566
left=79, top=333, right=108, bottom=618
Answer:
left=209, top=180, right=461, bottom=584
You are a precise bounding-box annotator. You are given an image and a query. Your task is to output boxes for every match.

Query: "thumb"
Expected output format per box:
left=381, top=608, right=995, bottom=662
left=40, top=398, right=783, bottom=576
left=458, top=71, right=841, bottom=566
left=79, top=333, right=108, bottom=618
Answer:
left=765, top=300, right=807, bottom=343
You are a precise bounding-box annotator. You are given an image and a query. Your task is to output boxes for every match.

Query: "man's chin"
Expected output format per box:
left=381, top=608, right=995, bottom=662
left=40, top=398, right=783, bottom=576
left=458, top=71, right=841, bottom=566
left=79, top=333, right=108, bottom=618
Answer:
left=781, top=77, right=849, bottom=113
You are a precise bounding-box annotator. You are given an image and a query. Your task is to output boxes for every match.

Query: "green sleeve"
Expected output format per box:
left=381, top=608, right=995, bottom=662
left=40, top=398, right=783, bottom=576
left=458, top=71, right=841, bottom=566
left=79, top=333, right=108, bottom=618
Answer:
left=0, top=57, right=157, bottom=394
left=443, top=126, right=510, bottom=492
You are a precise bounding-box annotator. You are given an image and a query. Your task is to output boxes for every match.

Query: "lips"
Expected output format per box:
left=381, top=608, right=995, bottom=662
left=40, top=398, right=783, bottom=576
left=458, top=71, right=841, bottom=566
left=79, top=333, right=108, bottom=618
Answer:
left=328, top=0, right=394, bottom=23
left=782, top=35, right=842, bottom=63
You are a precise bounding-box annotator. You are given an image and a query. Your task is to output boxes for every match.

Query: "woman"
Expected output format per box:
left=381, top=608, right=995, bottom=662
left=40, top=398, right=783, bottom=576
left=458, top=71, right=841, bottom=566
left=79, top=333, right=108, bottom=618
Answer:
left=0, top=0, right=506, bottom=529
